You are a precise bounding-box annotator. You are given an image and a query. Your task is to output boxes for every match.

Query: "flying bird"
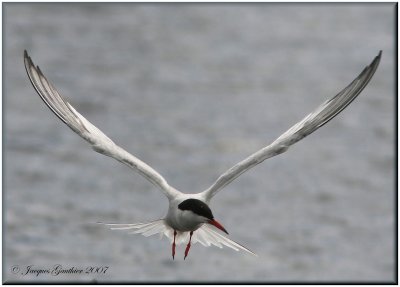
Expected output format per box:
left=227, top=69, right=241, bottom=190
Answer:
left=24, top=50, right=381, bottom=259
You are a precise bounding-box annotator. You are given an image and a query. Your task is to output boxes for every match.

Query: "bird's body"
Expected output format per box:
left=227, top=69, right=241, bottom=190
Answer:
left=24, top=50, right=381, bottom=259
left=167, top=195, right=208, bottom=232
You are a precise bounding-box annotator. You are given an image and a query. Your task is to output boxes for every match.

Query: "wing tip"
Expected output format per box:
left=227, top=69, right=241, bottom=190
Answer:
left=366, top=50, right=382, bottom=74
left=23, top=49, right=33, bottom=69
left=373, top=50, right=382, bottom=66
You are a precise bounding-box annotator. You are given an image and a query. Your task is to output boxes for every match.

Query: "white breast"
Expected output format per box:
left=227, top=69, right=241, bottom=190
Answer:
left=165, top=194, right=208, bottom=232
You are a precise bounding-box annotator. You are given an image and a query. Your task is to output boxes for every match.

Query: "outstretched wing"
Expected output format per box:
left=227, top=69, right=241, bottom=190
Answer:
left=24, top=50, right=180, bottom=199
left=100, top=220, right=256, bottom=256
left=202, top=51, right=381, bottom=201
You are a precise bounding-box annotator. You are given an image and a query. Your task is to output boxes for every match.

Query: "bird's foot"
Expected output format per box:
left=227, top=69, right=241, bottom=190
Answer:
left=184, top=231, right=193, bottom=260
left=184, top=243, right=191, bottom=260
left=172, top=230, right=177, bottom=260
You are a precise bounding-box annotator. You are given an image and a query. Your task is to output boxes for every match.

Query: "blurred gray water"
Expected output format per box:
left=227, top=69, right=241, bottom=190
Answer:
left=4, top=3, right=395, bottom=283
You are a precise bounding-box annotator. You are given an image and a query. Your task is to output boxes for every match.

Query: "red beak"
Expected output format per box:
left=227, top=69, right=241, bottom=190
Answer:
left=207, top=219, right=229, bottom=234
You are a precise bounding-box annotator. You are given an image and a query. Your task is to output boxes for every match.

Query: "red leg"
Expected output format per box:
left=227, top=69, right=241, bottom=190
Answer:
left=184, top=231, right=193, bottom=260
left=172, top=230, right=177, bottom=260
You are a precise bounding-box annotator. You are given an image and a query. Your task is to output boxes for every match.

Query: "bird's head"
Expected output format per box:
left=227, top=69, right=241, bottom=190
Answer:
left=178, top=198, right=228, bottom=234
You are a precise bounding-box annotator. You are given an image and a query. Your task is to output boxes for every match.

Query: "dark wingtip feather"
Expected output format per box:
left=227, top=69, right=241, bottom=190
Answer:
left=375, top=50, right=382, bottom=62
left=371, top=50, right=382, bottom=68
left=37, top=65, right=42, bottom=74
left=23, top=50, right=35, bottom=73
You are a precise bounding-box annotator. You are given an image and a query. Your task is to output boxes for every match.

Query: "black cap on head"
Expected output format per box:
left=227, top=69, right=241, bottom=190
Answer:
left=178, top=199, right=214, bottom=220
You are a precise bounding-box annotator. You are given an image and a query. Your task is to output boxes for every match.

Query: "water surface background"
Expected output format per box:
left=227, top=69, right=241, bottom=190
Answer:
left=4, top=3, right=395, bottom=283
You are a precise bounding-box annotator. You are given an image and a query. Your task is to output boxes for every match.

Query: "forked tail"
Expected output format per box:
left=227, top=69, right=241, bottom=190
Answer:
left=98, top=219, right=257, bottom=256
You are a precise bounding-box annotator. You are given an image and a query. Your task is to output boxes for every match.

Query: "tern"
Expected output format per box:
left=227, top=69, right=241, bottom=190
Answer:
left=24, top=50, right=381, bottom=259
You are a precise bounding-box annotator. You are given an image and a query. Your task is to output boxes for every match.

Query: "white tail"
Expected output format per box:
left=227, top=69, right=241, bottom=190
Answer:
left=98, top=219, right=257, bottom=256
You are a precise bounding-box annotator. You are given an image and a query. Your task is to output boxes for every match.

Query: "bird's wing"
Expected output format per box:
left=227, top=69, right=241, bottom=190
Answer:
left=201, top=51, right=381, bottom=201
left=24, top=50, right=180, bottom=199
left=101, top=220, right=256, bottom=256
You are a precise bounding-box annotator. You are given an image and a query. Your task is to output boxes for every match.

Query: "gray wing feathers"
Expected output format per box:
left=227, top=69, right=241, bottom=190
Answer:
left=203, top=51, right=381, bottom=200
left=275, top=51, right=381, bottom=147
left=24, top=54, right=87, bottom=135
left=24, top=50, right=176, bottom=198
